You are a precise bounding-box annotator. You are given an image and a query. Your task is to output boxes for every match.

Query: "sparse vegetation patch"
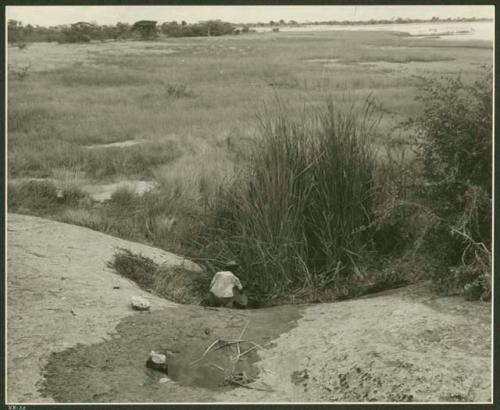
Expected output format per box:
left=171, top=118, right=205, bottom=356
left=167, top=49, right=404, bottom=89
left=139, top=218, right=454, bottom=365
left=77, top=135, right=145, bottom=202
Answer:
left=109, top=248, right=210, bottom=304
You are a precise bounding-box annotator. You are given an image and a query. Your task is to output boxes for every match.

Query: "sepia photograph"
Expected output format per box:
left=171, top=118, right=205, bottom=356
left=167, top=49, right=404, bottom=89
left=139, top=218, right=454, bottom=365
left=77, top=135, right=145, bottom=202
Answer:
left=4, top=3, right=494, bottom=405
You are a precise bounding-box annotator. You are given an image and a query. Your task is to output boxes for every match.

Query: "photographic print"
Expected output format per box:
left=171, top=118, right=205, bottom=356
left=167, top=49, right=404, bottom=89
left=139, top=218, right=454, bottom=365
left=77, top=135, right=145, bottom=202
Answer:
left=4, top=4, right=494, bottom=404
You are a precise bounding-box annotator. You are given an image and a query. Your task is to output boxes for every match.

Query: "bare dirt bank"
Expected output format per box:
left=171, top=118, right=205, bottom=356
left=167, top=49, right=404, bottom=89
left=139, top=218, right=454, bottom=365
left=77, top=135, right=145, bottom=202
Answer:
left=6, top=213, right=197, bottom=403
left=6, top=213, right=491, bottom=403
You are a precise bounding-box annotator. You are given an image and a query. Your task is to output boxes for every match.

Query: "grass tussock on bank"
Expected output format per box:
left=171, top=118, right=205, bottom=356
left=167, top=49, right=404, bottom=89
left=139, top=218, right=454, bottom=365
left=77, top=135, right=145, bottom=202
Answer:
left=109, top=248, right=210, bottom=304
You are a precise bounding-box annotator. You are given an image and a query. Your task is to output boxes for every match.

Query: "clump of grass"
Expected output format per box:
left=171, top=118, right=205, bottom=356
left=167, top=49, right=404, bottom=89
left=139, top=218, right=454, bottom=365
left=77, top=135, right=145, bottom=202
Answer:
left=11, top=63, right=31, bottom=81
left=109, top=248, right=159, bottom=289
left=109, top=248, right=209, bottom=304
left=58, top=208, right=110, bottom=231
left=165, top=83, right=193, bottom=98
left=109, top=186, right=138, bottom=209
left=8, top=179, right=93, bottom=214
left=60, top=185, right=88, bottom=205
left=195, top=97, right=383, bottom=299
left=8, top=179, right=59, bottom=212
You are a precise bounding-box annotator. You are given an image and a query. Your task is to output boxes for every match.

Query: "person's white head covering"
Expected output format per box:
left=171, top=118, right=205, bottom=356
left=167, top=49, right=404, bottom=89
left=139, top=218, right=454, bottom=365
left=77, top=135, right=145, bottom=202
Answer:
left=210, top=271, right=243, bottom=299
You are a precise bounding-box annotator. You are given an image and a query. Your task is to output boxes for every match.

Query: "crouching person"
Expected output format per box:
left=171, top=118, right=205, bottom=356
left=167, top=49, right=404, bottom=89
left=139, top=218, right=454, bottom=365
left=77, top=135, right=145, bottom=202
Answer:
left=205, top=261, right=248, bottom=309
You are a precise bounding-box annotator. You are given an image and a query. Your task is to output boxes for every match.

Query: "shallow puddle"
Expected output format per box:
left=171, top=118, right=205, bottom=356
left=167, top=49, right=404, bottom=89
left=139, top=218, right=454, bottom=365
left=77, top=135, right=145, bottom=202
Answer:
left=40, top=304, right=302, bottom=402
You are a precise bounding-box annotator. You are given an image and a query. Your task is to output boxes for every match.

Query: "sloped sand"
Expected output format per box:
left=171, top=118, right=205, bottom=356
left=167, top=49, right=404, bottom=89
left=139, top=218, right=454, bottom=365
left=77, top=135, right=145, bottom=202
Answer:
left=6, top=213, right=491, bottom=403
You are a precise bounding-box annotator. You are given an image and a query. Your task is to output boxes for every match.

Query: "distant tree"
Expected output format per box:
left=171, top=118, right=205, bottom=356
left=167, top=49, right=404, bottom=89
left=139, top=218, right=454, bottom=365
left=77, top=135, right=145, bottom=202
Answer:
left=131, top=20, right=158, bottom=40
left=59, top=22, right=97, bottom=43
left=115, top=22, right=131, bottom=39
left=8, top=19, right=24, bottom=43
left=161, top=21, right=181, bottom=36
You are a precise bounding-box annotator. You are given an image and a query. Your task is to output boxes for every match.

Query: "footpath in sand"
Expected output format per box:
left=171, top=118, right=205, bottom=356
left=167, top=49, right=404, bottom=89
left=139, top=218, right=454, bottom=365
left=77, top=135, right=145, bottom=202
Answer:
left=6, top=213, right=492, bottom=403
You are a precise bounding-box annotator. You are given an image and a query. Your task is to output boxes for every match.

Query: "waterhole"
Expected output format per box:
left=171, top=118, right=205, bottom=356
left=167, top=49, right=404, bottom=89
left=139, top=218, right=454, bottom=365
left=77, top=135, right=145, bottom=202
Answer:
left=41, top=304, right=302, bottom=402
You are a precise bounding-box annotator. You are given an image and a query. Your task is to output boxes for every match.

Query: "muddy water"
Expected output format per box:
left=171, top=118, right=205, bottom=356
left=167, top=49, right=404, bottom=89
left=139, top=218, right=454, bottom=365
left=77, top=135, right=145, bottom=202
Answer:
left=41, top=304, right=302, bottom=402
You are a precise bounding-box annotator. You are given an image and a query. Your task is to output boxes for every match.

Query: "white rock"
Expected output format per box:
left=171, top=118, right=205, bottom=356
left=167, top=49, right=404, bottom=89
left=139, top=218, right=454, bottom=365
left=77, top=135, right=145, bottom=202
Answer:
left=150, top=351, right=167, bottom=365
left=131, top=296, right=150, bottom=311
left=159, top=377, right=170, bottom=384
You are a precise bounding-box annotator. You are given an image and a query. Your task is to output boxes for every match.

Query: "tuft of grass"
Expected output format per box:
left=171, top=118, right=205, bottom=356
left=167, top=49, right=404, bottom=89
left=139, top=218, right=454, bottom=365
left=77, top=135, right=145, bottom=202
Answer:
left=60, top=185, right=88, bottom=205
left=8, top=179, right=92, bottom=214
left=8, top=179, right=59, bottom=211
left=109, top=248, right=159, bottom=289
left=109, top=186, right=138, bottom=209
left=165, top=83, right=193, bottom=98
left=109, top=248, right=210, bottom=304
left=58, top=208, right=110, bottom=231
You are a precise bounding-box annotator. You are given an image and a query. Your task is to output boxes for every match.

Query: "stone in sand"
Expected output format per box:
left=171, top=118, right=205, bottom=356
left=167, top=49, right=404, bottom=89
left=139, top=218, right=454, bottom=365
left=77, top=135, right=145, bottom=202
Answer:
left=130, top=296, right=150, bottom=311
left=147, top=351, right=168, bottom=374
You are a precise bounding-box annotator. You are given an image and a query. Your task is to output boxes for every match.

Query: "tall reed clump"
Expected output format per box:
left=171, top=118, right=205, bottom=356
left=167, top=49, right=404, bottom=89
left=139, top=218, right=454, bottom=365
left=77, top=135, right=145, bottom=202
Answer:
left=198, top=97, right=382, bottom=299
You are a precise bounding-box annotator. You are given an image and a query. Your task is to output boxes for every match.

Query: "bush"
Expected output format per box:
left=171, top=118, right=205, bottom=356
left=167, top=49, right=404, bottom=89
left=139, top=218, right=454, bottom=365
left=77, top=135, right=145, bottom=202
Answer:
left=195, top=97, right=382, bottom=299
left=406, top=68, right=492, bottom=299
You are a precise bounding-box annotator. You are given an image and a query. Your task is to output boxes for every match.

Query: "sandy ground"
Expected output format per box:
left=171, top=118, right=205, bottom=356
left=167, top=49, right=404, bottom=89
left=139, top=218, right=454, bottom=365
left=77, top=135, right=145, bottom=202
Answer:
left=218, top=286, right=492, bottom=402
left=6, top=213, right=198, bottom=403
left=6, top=213, right=492, bottom=403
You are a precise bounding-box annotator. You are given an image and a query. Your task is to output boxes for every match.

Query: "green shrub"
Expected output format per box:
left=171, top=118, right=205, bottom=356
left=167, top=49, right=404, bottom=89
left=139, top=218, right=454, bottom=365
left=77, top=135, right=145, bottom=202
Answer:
left=406, top=68, right=492, bottom=299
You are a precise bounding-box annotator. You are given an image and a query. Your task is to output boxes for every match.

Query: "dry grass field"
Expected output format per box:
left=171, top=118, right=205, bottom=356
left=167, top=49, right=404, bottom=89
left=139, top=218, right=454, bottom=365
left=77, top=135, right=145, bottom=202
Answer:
left=8, top=31, right=490, bottom=178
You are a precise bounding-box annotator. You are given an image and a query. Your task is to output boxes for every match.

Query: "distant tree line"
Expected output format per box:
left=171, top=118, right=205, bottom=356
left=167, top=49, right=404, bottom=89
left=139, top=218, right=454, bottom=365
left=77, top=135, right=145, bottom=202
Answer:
left=160, top=20, right=237, bottom=37
left=8, top=16, right=490, bottom=44
left=7, top=19, right=246, bottom=44
left=258, top=16, right=491, bottom=26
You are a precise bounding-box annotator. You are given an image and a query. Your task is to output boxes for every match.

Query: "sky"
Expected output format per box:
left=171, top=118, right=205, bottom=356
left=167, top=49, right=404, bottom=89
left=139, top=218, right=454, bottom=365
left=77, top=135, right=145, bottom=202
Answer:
left=6, top=5, right=495, bottom=26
